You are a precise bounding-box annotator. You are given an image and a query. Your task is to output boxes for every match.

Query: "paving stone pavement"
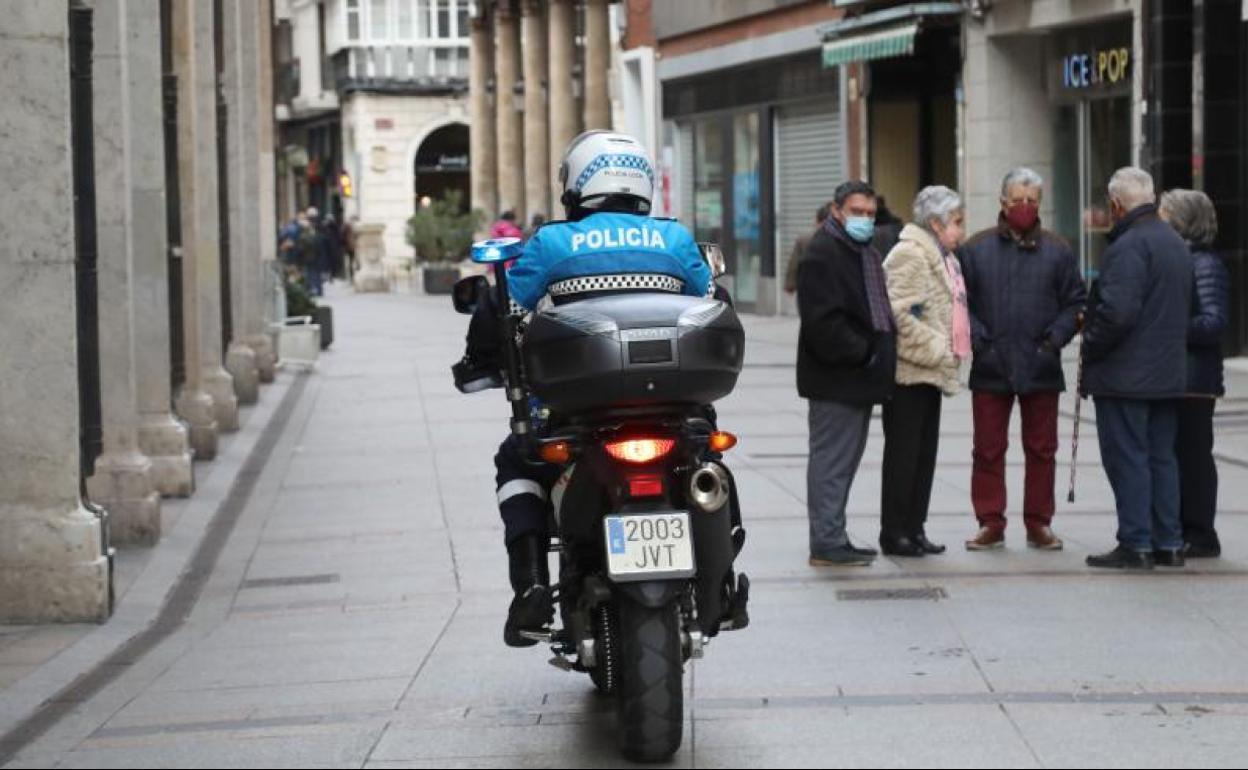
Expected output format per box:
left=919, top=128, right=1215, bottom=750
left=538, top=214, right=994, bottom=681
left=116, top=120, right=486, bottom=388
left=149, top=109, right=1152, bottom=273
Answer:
left=5, top=283, right=1248, bottom=768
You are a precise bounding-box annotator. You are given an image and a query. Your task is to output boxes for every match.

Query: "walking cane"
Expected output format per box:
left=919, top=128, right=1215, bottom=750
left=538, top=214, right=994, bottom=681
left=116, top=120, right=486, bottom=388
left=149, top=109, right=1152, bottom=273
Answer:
left=1067, top=339, right=1085, bottom=504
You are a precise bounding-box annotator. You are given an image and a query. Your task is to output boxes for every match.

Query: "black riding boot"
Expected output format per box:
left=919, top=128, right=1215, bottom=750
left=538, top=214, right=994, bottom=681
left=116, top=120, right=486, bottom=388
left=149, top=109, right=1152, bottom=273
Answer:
left=504, top=534, right=554, bottom=647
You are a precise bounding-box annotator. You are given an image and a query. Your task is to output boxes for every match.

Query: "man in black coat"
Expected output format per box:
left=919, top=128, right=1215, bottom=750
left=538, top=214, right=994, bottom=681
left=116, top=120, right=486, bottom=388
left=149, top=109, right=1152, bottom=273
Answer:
left=797, top=180, right=897, bottom=567
left=1082, top=167, right=1192, bottom=570
left=958, top=168, right=1086, bottom=552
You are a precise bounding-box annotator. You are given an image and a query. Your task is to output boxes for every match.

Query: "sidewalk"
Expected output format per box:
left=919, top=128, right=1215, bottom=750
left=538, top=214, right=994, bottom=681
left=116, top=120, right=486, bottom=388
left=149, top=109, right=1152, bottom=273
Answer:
left=2, top=288, right=1247, bottom=768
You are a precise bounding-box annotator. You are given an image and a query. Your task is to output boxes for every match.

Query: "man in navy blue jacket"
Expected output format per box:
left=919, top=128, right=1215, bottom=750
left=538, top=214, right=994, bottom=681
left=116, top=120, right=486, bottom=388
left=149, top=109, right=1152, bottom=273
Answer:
left=1081, top=167, right=1192, bottom=570
left=958, top=168, right=1086, bottom=552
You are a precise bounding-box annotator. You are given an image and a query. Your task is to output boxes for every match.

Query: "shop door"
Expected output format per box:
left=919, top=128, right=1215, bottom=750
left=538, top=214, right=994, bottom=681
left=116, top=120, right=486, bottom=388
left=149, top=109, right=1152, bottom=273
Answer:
left=1052, top=96, right=1132, bottom=279
left=776, top=100, right=843, bottom=315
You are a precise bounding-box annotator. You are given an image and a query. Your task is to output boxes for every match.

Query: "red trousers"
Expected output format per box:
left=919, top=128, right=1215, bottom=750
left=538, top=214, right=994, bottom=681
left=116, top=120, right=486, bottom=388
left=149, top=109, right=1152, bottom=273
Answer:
left=971, top=392, right=1060, bottom=532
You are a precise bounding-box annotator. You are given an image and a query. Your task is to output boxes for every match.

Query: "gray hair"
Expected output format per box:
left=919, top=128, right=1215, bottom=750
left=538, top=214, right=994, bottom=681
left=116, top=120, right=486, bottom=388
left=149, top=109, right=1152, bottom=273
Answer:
left=912, top=185, right=964, bottom=229
left=1108, top=167, right=1156, bottom=211
left=1160, top=188, right=1218, bottom=247
left=1000, top=167, right=1044, bottom=199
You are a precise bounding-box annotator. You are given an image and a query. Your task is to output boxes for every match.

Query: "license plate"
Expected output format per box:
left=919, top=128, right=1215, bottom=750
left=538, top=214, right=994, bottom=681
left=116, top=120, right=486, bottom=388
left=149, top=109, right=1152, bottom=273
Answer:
left=604, top=512, right=696, bottom=582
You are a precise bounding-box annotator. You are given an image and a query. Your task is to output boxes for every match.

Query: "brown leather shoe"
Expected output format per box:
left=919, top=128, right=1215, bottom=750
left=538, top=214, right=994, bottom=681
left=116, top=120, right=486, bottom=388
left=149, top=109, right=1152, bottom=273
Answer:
left=965, top=526, right=1005, bottom=551
left=1026, top=526, right=1064, bottom=551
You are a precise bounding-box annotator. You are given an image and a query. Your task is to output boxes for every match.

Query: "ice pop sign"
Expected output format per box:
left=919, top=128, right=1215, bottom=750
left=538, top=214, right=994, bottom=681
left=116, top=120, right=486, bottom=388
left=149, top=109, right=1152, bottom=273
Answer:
left=1063, top=47, right=1131, bottom=90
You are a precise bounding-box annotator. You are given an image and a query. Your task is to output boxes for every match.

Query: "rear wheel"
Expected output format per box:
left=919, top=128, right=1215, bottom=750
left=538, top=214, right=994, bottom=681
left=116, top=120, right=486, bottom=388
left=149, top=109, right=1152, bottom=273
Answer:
left=615, top=599, right=683, bottom=762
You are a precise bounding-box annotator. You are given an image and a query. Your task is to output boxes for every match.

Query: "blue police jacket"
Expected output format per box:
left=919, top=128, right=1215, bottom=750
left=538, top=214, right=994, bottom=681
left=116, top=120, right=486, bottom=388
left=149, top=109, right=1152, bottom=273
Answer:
left=506, top=211, right=712, bottom=311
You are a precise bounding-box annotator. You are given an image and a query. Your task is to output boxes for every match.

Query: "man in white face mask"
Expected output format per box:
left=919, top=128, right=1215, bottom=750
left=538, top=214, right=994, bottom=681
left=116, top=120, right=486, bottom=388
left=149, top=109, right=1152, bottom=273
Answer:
left=796, top=180, right=897, bottom=567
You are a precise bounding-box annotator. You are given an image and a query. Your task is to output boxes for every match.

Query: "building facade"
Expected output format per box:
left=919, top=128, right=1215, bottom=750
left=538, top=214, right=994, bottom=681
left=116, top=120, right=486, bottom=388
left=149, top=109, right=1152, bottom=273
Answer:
left=275, top=0, right=472, bottom=263
left=961, top=0, right=1247, bottom=351
left=467, top=0, right=617, bottom=233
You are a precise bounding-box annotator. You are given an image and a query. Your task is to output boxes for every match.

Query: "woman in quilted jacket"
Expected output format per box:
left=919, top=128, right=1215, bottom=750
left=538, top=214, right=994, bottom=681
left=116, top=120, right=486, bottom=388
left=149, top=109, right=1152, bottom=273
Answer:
left=879, top=186, right=971, bottom=556
left=1160, top=189, right=1229, bottom=558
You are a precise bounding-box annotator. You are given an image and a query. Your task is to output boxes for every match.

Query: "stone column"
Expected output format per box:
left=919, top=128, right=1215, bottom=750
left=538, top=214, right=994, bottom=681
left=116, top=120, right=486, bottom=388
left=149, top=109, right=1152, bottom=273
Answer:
left=174, top=0, right=238, bottom=444
left=470, top=10, right=498, bottom=222
left=86, top=0, right=162, bottom=545
left=252, top=0, right=279, bottom=373
left=522, top=1, right=551, bottom=222
left=221, top=0, right=260, bottom=404
left=131, top=0, right=194, bottom=497
left=548, top=0, right=579, bottom=215
left=172, top=0, right=222, bottom=457
left=583, top=0, right=611, bottom=131
left=0, top=2, right=110, bottom=622
left=494, top=2, right=525, bottom=219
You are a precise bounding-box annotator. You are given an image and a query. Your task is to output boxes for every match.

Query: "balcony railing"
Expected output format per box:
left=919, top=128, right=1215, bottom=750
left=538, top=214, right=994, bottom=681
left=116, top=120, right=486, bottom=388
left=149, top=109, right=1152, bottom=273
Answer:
left=332, top=44, right=469, bottom=94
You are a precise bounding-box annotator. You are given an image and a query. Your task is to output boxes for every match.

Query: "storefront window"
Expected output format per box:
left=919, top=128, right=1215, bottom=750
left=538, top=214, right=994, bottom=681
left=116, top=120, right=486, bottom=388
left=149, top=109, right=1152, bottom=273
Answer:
left=692, top=120, right=724, bottom=246
left=1052, top=97, right=1131, bottom=279
left=733, top=113, right=761, bottom=306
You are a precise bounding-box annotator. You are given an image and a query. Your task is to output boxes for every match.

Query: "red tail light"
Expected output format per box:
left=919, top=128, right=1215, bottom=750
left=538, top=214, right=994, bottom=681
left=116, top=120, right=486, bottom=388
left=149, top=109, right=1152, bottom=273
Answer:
left=627, top=474, right=665, bottom=498
left=604, top=438, right=676, bottom=465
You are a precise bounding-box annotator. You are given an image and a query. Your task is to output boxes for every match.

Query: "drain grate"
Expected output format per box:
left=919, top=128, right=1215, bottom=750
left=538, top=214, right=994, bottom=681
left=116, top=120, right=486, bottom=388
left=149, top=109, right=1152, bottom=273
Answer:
left=836, top=587, right=947, bottom=602
left=241, top=573, right=341, bottom=590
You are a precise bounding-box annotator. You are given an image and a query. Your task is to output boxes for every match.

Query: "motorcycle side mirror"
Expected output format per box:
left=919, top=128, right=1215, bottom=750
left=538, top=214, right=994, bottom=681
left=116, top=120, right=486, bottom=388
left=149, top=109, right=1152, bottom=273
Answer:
left=452, top=275, right=489, bottom=315
left=698, top=242, right=727, bottom=278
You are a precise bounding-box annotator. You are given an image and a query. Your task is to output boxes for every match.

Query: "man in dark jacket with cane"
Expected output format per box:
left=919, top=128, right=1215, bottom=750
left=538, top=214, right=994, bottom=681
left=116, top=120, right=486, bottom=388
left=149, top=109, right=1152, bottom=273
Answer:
left=1081, top=167, right=1191, bottom=570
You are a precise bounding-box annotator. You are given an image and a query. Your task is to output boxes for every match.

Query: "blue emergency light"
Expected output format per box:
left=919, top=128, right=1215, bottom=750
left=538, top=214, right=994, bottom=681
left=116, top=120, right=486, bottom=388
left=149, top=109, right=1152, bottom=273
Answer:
left=471, top=237, right=523, bottom=264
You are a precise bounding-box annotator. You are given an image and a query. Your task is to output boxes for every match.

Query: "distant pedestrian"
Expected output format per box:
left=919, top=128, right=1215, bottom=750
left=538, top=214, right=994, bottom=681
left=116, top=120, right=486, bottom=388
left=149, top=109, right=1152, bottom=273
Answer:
left=342, top=215, right=358, bottom=277
left=490, top=210, right=524, bottom=240
left=1083, top=168, right=1192, bottom=570
left=797, top=181, right=896, bottom=567
left=872, top=196, right=904, bottom=257
left=297, top=209, right=323, bottom=297
left=958, top=168, right=1086, bottom=551
left=1160, top=188, right=1228, bottom=559
left=323, top=214, right=344, bottom=279
left=879, top=186, right=970, bottom=557
left=784, top=204, right=830, bottom=295
left=525, top=213, right=547, bottom=241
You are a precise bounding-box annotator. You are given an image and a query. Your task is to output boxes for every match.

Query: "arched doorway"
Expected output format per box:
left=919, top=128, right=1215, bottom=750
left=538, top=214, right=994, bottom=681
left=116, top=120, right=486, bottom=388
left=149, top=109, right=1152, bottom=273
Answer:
left=414, top=123, right=470, bottom=212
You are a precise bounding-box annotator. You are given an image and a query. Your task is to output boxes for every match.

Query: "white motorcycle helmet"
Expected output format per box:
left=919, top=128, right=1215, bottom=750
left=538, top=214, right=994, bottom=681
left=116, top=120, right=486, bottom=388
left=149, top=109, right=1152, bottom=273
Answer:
left=558, top=131, right=654, bottom=217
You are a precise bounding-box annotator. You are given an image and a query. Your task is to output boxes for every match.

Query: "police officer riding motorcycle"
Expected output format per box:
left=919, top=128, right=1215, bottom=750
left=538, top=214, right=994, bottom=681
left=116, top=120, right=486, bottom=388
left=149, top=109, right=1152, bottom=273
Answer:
left=451, top=131, right=748, bottom=762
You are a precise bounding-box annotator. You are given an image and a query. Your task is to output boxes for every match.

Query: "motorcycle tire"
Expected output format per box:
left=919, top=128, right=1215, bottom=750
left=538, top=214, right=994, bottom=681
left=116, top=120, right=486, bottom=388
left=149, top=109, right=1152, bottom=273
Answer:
left=615, top=599, right=683, bottom=763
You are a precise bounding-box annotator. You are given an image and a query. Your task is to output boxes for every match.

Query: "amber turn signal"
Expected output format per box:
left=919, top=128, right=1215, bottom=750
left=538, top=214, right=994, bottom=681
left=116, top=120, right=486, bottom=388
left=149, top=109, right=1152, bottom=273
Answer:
left=539, top=441, right=573, bottom=465
left=708, top=431, right=738, bottom=452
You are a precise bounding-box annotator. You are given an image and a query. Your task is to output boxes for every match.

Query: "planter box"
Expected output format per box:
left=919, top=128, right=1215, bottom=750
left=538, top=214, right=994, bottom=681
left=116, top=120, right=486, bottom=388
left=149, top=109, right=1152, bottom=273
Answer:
left=278, top=316, right=320, bottom=367
left=313, top=305, right=334, bottom=350
left=422, top=265, right=460, bottom=295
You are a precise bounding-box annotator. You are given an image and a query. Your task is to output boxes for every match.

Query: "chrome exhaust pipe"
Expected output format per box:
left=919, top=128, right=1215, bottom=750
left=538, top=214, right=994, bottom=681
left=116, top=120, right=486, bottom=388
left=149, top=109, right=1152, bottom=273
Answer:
left=689, top=462, right=731, bottom=513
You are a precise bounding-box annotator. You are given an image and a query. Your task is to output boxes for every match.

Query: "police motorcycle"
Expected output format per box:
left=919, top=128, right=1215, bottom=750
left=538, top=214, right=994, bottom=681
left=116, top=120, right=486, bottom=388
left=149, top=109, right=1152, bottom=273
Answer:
left=452, top=238, right=750, bottom=763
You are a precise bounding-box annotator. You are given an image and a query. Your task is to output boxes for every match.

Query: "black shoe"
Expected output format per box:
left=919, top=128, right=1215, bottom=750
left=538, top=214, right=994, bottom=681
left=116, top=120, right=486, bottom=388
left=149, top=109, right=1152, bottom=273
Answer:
left=1086, top=545, right=1154, bottom=570
left=914, top=532, right=946, bottom=555
left=452, top=355, right=503, bottom=394
left=504, top=535, right=554, bottom=647
left=810, top=545, right=875, bottom=567
left=880, top=535, right=925, bottom=558
left=846, top=539, right=879, bottom=558
left=1184, top=542, right=1222, bottom=559
left=1153, top=548, right=1187, bottom=568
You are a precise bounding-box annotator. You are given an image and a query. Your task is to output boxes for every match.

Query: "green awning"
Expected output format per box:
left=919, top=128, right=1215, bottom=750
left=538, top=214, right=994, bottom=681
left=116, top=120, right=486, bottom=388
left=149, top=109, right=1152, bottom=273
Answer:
left=821, top=23, right=919, bottom=68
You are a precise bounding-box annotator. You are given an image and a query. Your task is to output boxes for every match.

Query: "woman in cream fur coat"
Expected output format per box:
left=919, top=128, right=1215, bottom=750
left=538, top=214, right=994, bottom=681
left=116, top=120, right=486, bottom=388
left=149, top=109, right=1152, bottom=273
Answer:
left=879, top=186, right=972, bottom=557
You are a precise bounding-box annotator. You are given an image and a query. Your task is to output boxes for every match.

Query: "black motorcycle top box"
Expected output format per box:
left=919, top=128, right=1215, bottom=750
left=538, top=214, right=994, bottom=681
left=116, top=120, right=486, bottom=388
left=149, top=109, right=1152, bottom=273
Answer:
left=523, top=294, right=745, bottom=414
